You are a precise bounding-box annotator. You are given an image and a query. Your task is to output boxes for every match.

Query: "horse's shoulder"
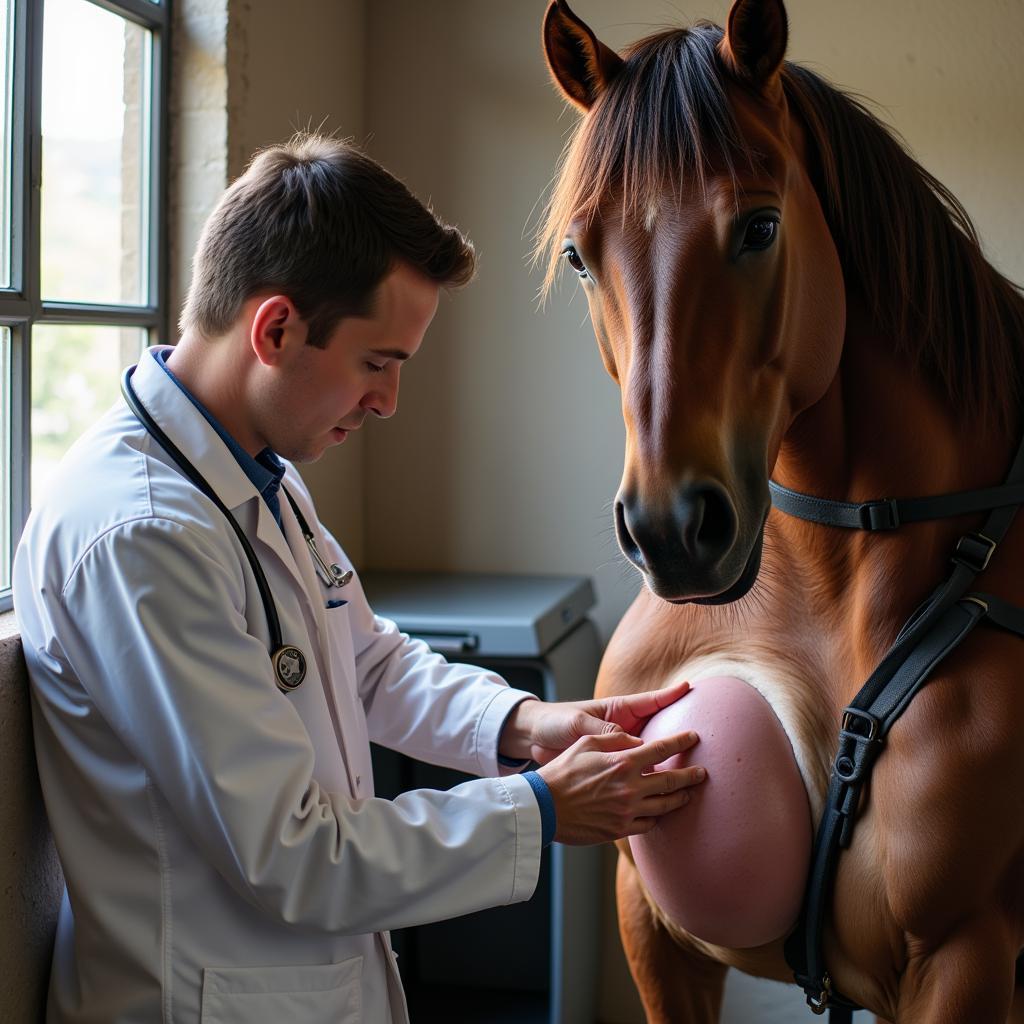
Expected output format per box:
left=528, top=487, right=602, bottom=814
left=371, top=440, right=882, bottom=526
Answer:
left=868, top=625, right=1024, bottom=937
left=892, top=623, right=1024, bottom=758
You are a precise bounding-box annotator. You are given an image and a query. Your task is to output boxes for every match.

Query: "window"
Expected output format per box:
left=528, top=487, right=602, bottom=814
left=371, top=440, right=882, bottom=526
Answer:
left=0, top=0, right=168, bottom=606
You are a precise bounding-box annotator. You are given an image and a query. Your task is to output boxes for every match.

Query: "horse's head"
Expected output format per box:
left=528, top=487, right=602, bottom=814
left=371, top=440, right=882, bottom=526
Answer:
left=541, top=0, right=845, bottom=604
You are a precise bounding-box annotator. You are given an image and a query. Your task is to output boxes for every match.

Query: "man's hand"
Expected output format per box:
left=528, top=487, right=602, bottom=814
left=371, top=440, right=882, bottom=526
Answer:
left=538, top=728, right=705, bottom=844
left=498, top=677, right=693, bottom=764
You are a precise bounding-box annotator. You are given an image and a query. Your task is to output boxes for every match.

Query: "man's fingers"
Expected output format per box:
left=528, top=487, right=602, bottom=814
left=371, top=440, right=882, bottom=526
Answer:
left=571, top=710, right=625, bottom=737
left=578, top=730, right=644, bottom=753
left=627, top=729, right=700, bottom=766
left=626, top=789, right=691, bottom=835
left=639, top=765, right=706, bottom=798
left=616, top=678, right=691, bottom=721
left=639, top=789, right=692, bottom=819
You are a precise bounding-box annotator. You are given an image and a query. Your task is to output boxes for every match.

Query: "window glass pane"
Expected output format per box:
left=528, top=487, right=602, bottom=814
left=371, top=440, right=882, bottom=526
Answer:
left=41, top=0, right=151, bottom=305
left=0, top=0, right=12, bottom=288
left=0, top=327, right=10, bottom=589
left=31, top=324, right=147, bottom=505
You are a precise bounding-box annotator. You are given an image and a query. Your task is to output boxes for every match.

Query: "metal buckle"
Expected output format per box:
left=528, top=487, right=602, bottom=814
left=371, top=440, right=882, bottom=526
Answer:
left=859, top=498, right=900, bottom=531
left=841, top=707, right=880, bottom=742
left=806, top=973, right=832, bottom=1015
left=952, top=532, right=996, bottom=573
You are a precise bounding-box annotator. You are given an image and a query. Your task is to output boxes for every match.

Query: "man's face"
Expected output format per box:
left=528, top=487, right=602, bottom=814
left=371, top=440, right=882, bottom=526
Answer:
left=260, top=262, right=440, bottom=463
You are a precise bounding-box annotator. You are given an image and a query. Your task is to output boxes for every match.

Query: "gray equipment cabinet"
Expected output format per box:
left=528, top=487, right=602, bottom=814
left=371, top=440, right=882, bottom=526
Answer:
left=360, top=571, right=604, bottom=1024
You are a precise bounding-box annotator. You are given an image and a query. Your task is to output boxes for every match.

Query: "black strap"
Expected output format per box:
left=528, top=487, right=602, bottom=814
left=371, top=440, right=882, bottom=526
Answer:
left=769, top=479, right=1024, bottom=531
left=971, top=592, right=1024, bottom=638
left=777, top=429, right=1024, bottom=1016
left=785, top=597, right=988, bottom=1010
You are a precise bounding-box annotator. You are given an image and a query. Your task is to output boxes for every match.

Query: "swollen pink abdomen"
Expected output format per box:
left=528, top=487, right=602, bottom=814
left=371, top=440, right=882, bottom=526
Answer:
left=628, top=675, right=812, bottom=949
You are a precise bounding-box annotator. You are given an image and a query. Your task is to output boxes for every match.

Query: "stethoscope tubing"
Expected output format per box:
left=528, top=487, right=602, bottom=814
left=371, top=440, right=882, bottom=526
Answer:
left=120, top=366, right=286, bottom=654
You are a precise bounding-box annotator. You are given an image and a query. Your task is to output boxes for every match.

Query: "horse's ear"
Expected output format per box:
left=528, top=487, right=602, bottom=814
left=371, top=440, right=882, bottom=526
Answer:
left=719, top=0, right=789, bottom=101
left=542, top=1, right=624, bottom=112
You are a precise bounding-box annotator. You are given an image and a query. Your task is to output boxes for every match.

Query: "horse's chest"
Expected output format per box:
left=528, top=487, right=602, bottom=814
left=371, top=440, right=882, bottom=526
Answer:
left=603, top=610, right=848, bottom=815
left=605, top=612, right=856, bottom=948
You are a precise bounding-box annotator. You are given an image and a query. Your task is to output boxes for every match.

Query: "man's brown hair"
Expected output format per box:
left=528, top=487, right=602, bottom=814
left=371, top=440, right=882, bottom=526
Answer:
left=180, top=133, right=476, bottom=348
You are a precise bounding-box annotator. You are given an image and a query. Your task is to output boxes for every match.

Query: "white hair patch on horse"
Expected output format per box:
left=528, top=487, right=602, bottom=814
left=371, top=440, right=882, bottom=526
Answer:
left=644, top=201, right=659, bottom=232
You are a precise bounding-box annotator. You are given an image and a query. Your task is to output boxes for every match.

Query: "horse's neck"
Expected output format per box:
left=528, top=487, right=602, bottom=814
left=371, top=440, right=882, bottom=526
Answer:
left=769, top=298, right=1019, bottom=649
left=776, top=294, right=1017, bottom=506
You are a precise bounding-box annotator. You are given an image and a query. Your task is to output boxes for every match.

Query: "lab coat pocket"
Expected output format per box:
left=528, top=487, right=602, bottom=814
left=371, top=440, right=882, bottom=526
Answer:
left=324, top=599, right=356, bottom=673
left=200, top=957, right=363, bottom=1024
left=322, top=598, right=372, bottom=790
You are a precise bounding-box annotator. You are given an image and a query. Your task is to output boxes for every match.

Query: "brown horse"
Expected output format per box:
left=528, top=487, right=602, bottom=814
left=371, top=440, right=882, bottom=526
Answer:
left=538, top=1, right=1024, bottom=1021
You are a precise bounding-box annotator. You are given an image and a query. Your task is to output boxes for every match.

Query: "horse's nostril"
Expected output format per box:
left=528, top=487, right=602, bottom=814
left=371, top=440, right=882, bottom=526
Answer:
left=614, top=499, right=645, bottom=570
left=679, top=482, right=737, bottom=567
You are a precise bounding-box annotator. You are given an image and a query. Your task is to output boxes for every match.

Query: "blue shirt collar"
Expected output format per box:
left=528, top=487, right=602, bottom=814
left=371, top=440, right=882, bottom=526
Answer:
left=153, top=348, right=286, bottom=511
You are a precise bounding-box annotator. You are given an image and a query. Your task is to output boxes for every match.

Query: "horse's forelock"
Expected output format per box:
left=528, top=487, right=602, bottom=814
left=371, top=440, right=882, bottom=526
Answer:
left=537, top=23, right=754, bottom=298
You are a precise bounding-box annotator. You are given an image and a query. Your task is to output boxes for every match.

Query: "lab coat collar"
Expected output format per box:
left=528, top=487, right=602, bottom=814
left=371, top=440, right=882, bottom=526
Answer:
left=130, top=347, right=263, bottom=514
left=129, top=348, right=311, bottom=599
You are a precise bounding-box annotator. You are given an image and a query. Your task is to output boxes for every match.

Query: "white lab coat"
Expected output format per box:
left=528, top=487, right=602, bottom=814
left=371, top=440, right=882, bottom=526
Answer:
left=13, top=348, right=543, bottom=1024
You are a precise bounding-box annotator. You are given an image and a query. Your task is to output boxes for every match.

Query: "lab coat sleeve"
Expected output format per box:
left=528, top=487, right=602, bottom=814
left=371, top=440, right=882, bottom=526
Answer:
left=49, top=516, right=542, bottom=935
left=347, top=569, right=536, bottom=778
left=289, top=472, right=537, bottom=779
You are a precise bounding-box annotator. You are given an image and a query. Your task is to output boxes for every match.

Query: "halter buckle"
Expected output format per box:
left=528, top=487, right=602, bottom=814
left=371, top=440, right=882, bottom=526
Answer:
left=806, top=973, right=832, bottom=1015
left=952, top=532, right=996, bottom=573
left=840, top=707, right=880, bottom=742
left=859, top=498, right=900, bottom=531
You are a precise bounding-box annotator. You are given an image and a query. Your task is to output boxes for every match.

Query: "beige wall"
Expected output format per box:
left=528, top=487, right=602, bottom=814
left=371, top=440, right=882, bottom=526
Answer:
left=361, top=1, right=632, bottom=638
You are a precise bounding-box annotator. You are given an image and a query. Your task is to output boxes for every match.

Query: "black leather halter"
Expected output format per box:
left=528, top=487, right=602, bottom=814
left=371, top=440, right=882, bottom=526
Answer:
left=773, top=430, right=1024, bottom=1023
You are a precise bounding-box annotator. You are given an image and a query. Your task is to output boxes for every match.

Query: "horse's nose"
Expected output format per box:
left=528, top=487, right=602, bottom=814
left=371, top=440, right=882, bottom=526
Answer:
left=616, top=481, right=737, bottom=573
left=676, top=481, right=737, bottom=568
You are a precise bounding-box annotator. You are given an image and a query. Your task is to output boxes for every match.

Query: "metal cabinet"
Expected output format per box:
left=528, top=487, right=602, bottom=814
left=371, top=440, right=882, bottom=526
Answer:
left=361, top=571, right=605, bottom=1024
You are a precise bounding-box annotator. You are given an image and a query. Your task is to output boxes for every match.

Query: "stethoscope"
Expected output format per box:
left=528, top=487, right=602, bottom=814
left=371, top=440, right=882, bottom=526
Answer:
left=120, top=365, right=352, bottom=694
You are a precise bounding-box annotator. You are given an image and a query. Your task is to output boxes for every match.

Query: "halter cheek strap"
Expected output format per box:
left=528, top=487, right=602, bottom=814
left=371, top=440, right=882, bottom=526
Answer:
left=773, top=430, right=1024, bottom=1022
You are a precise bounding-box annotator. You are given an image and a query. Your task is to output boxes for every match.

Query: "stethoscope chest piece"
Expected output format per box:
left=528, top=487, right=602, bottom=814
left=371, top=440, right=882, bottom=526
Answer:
left=272, top=644, right=307, bottom=692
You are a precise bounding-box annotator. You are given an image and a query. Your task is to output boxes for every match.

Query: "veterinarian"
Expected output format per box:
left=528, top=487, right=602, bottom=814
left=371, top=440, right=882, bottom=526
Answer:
left=13, top=135, right=706, bottom=1024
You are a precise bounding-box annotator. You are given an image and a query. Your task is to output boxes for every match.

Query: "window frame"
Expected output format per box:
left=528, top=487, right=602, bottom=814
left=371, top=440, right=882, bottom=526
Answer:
left=0, top=0, right=170, bottom=610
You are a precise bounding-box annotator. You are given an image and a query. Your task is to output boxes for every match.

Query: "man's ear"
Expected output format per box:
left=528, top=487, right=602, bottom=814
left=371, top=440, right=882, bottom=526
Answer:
left=250, top=296, right=298, bottom=366
left=542, top=0, right=624, bottom=112
left=718, top=0, right=788, bottom=103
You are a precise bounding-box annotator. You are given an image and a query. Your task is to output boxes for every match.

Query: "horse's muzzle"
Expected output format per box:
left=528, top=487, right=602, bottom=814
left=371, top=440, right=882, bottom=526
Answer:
left=615, top=485, right=765, bottom=603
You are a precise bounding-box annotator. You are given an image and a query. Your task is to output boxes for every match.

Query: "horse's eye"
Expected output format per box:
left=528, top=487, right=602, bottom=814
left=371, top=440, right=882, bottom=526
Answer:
left=742, top=216, right=779, bottom=251
left=563, top=246, right=587, bottom=275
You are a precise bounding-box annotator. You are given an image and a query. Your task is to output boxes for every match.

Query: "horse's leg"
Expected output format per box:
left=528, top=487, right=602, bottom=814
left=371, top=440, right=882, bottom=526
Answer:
left=893, top=915, right=1015, bottom=1022
left=616, top=851, right=727, bottom=1023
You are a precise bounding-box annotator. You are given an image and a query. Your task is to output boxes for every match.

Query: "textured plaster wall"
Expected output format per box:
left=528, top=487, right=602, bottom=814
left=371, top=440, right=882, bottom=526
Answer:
left=169, top=0, right=230, bottom=333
